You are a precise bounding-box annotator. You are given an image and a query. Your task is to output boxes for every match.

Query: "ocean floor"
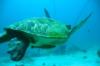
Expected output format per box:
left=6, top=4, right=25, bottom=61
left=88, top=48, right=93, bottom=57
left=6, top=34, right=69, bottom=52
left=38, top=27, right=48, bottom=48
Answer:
left=0, top=46, right=100, bottom=66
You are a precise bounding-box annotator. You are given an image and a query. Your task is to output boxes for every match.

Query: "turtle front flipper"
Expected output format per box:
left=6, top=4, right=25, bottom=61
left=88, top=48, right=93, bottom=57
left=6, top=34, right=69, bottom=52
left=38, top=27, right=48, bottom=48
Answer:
left=8, top=40, right=29, bottom=61
left=44, top=8, right=51, bottom=18
left=5, top=28, right=30, bottom=61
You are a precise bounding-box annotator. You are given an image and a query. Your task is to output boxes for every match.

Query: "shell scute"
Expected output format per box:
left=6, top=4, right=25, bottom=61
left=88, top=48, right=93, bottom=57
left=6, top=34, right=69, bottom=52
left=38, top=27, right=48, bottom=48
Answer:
left=8, top=18, right=69, bottom=38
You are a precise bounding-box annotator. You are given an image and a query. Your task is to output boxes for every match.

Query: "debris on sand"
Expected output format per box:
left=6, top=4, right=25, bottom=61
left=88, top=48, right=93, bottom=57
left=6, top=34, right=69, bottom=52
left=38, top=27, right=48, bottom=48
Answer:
left=97, top=49, right=100, bottom=58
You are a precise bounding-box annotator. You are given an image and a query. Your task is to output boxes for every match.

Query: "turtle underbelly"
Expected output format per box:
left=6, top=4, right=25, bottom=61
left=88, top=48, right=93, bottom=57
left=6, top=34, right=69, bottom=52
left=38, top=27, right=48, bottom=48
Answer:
left=30, top=36, right=67, bottom=47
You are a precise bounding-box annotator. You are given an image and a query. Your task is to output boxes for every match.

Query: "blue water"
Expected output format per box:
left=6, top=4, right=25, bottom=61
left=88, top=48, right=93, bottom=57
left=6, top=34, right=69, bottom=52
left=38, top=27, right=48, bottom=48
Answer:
left=0, top=0, right=100, bottom=66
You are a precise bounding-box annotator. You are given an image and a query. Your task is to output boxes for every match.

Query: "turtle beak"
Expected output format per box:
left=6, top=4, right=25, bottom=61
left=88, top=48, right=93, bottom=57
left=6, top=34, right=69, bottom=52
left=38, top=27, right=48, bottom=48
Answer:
left=7, top=41, right=29, bottom=61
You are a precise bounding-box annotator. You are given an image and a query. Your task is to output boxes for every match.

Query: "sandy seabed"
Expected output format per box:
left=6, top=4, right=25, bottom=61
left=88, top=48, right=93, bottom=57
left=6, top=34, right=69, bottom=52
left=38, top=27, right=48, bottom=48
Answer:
left=0, top=46, right=100, bottom=66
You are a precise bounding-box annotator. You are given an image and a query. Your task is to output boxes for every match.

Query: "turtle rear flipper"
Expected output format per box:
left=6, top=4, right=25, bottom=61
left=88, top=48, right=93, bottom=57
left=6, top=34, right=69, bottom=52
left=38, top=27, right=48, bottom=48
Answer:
left=69, top=13, right=92, bottom=37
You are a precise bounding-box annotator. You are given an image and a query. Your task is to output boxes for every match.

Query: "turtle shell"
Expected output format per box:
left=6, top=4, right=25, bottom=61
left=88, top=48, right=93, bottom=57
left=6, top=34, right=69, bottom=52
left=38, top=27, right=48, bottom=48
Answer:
left=8, top=18, right=70, bottom=39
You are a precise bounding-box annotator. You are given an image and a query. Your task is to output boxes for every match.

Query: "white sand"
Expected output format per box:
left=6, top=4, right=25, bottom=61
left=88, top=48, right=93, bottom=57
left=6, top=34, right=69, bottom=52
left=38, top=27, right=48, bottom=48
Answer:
left=0, top=46, right=100, bottom=66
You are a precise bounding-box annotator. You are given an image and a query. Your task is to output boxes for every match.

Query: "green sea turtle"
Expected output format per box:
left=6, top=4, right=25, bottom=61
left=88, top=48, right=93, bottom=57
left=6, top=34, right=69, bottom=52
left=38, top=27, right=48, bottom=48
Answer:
left=0, top=8, right=92, bottom=61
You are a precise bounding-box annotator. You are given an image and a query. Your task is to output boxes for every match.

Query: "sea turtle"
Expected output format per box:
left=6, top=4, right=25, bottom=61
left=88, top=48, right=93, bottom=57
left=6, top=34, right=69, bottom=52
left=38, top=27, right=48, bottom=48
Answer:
left=0, top=8, right=92, bottom=61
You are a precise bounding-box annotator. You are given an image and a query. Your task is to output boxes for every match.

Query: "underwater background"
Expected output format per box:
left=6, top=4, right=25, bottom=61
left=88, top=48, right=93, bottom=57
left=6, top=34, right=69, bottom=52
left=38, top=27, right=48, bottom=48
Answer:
left=0, top=0, right=100, bottom=66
